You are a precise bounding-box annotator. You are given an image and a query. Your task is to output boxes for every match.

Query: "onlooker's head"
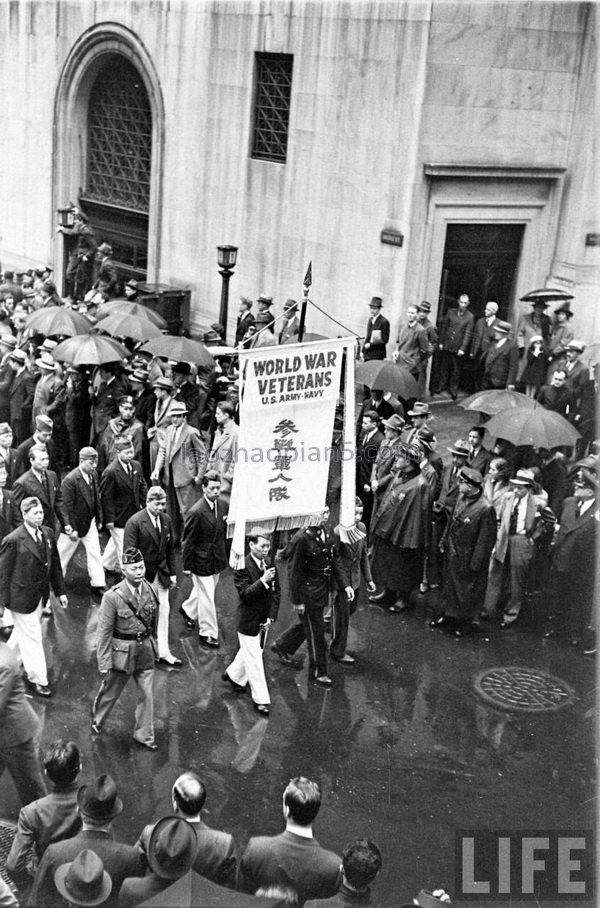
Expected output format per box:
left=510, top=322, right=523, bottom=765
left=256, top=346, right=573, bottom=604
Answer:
left=215, top=401, right=234, bottom=423
left=54, top=850, right=112, bottom=907
left=146, top=817, right=197, bottom=881
left=551, top=369, right=566, bottom=387
left=342, top=839, right=382, bottom=891
left=172, top=772, right=206, bottom=817
left=283, top=777, right=321, bottom=826
left=44, top=740, right=81, bottom=788
left=468, top=426, right=485, bottom=449
left=77, top=775, right=123, bottom=827
left=202, top=470, right=221, bottom=501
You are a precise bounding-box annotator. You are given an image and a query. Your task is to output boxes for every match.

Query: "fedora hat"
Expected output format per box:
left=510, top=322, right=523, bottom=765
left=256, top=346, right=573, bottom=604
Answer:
left=566, top=340, right=585, bottom=353
left=147, top=816, right=198, bottom=880
left=381, top=413, right=405, bottom=433
left=417, top=300, right=431, bottom=313
left=398, top=441, right=426, bottom=464
left=153, top=377, right=174, bottom=391
left=459, top=466, right=484, bottom=487
left=9, top=349, right=27, bottom=364
left=368, top=296, right=383, bottom=309
left=407, top=401, right=430, bottom=417
left=54, top=850, right=112, bottom=907
left=97, top=243, right=113, bottom=256
left=77, top=775, right=123, bottom=821
left=41, top=338, right=58, bottom=352
left=35, top=414, right=53, bottom=432
left=0, top=335, right=17, bottom=349
left=492, top=320, right=511, bottom=335
left=35, top=352, right=56, bottom=371
left=447, top=439, right=470, bottom=458
left=510, top=468, right=535, bottom=487
left=257, top=293, right=273, bottom=305
left=169, top=401, right=188, bottom=415
left=283, top=298, right=298, bottom=311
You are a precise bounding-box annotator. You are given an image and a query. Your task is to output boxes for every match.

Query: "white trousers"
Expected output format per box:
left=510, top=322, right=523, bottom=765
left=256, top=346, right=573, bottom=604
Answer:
left=227, top=631, right=270, bottom=705
left=101, top=527, right=124, bottom=572
left=150, top=576, right=174, bottom=659
left=7, top=601, right=47, bottom=685
left=58, top=523, right=105, bottom=587
left=181, top=574, right=219, bottom=638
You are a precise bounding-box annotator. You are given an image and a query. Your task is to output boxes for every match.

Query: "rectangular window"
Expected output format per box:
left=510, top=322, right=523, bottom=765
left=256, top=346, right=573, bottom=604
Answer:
left=251, top=53, right=293, bottom=163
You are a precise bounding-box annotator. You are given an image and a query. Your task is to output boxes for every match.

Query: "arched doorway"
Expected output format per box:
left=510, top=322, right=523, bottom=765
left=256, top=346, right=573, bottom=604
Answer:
left=53, top=24, right=164, bottom=291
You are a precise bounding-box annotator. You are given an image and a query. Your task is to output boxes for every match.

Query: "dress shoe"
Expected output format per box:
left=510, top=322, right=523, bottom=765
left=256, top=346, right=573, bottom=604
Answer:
left=332, top=653, right=355, bottom=664
left=388, top=600, right=414, bottom=613
left=156, top=656, right=182, bottom=667
left=90, top=721, right=102, bottom=736
left=429, top=615, right=450, bottom=629
left=253, top=703, right=270, bottom=716
left=312, top=674, right=333, bottom=687
left=134, top=739, right=158, bottom=751
left=199, top=635, right=219, bottom=648
left=31, top=683, right=52, bottom=698
left=270, top=642, right=302, bottom=668
left=222, top=671, right=246, bottom=693
left=179, top=605, right=196, bottom=629
left=368, top=590, right=389, bottom=603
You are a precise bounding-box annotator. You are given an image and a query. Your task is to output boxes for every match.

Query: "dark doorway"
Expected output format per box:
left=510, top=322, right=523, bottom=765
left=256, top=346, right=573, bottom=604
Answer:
left=433, top=223, right=525, bottom=393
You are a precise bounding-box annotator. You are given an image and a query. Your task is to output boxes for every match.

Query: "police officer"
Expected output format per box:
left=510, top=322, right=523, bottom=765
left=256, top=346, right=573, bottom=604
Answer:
left=91, top=547, right=158, bottom=749
left=271, top=507, right=353, bottom=686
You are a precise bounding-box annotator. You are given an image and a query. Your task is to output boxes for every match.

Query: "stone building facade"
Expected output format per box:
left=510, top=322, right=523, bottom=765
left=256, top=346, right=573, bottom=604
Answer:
left=0, top=0, right=597, bottom=348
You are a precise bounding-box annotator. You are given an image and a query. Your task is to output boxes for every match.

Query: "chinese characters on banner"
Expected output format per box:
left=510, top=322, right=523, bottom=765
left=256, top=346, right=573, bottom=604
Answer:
left=228, top=337, right=354, bottom=566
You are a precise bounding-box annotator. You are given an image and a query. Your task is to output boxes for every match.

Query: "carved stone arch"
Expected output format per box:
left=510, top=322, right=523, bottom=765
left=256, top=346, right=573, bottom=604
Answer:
left=53, top=23, right=164, bottom=283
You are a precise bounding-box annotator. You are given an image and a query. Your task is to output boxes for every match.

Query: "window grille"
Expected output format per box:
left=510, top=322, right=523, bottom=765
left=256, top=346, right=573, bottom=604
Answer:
left=87, top=57, right=152, bottom=212
left=251, top=54, right=293, bottom=163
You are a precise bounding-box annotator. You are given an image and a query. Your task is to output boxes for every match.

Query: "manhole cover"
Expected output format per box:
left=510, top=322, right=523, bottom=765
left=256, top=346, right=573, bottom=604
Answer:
left=474, top=667, right=577, bottom=713
left=0, top=821, right=17, bottom=893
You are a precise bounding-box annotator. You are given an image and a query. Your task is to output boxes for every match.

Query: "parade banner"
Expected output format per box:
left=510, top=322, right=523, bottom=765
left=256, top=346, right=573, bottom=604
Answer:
left=228, top=337, right=356, bottom=566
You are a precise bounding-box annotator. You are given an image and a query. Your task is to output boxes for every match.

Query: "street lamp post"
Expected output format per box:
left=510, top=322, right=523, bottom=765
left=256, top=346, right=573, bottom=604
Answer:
left=217, top=245, right=238, bottom=344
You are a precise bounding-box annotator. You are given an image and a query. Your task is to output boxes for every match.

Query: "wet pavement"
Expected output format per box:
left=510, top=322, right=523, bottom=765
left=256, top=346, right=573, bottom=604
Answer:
left=0, top=401, right=596, bottom=907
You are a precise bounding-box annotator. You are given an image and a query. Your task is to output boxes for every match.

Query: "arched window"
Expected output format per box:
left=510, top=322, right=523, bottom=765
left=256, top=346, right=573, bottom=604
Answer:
left=80, top=54, right=152, bottom=279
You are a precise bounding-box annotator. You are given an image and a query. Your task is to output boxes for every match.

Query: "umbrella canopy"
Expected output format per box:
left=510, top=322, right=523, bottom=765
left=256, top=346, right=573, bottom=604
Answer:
left=485, top=405, right=580, bottom=449
left=281, top=332, right=330, bottom=345
left=25, top=306, right=92, bottom=337
left=520, top=287, right=574, bottom=304
left=356, top=360, right=419, bottom=399
left=141, top=335, right=215, bottom=367
left=139, top=869, right=282, bottom=907
left=94, top=311, right=163, bottom=342
left=459, top=389, right=536, bottom=415
left=52, top=333, right=129, bottom=365
left=96, top=299, right=168, bottom=329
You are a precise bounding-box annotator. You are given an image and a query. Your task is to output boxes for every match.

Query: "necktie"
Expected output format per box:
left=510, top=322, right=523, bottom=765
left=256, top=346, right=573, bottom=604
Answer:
left=509, top=500, right=519, bottom=535
left=576, top=500, right=583, bottom=518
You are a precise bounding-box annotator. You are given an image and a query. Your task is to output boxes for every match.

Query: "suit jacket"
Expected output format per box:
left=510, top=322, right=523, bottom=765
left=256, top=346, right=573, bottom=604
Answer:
left=207, top=422, right=238, bottom=500
left=182, top=495, right=228, bottom=576
left=239, top=830, right=342, bottom=905
left=439, top=307, right=475, bottom=354
left=362, top=314, right=390, bottom=361
left=7, top=784, right=81, bottom=883
left=335, top=521, right=372, bottom=589
left=235, top=310, right=255, bottom=345
left=155, top=422, right=206, bottom=487
left=9, top=368, right=36, bottom=423
left=96, top=417, right=145, bottom=474
left=356, top=429, right=383, bottom=490
left=482, top=340, right=519, bottom=389
left=0, top=446, right=18, bottom=489
left=100, top=457, right=147, bottom=528
left=147, top=395, right=178, bottom=462
left=91, top=375, right=129, bottom=436
left=0, top=524, right=64, bottom=614
left=552, top=497, right=597, bottom=574
left=0, top=642, right=40, bottom=747
left=471, top=315, right=498, bottom=359
left=288, top=526, right=349, bottom=602
left=136, top=816, right=237, bottom=890
left=234, top=554, right=281, bottom=635
left=493, top=491, right=540, bottom=564
left=123, top=509, right=174, bottom=585
left=32, top=373, right=61, bottom=422
left=95, top=579, right=158, bottom=674
left=28, top=829, right=144, bottom=908
left=13, top=468, right=67, bottom=532
left=94, top=256, right=119, bottom=298
left=61, top=467, right=102, bottom=537
left=278, top=314, right=301, bottom=344
left=0, top=489, right=19, bottom=542
left=394, top=321, right=428, bottom=374
left=468, top=446, right=491, bottom=476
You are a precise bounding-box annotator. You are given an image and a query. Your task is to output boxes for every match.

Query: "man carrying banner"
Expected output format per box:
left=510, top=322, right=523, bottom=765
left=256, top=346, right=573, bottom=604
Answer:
left=271, top=507, right=353, bottom=686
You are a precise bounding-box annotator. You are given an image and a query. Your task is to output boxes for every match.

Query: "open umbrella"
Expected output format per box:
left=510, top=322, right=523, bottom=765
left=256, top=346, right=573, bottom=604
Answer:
left=141, top=335, right=215, bottom=367
left=96, top=299, right=168, bottom=329
left=459, top=389, right=536, bottom=415
left=139, top=869, right=281, bottom=907
left=94, top=311, right=163, bottom=342
left=25, top=306, right=92, bottom=337
left=485, top=404, right=580, bottom=449
left=520, top=288, right=574, bottom=304
left=356, top=360, right=418, bottom=399
left=52, top=333, right=129, bottom=365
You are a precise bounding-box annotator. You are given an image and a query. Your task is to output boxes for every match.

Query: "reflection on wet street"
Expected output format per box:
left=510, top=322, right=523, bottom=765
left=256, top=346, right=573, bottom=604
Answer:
left=1, top=543, right=595, bottom=907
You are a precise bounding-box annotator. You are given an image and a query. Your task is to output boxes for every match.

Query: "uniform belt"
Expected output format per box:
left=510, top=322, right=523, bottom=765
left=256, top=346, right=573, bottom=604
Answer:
left=112, top=630, right=151, bottom=641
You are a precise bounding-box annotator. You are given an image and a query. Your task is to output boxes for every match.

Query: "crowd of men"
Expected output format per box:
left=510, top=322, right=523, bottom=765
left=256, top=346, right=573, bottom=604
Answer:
left=0, top=267, right=596, bottom=907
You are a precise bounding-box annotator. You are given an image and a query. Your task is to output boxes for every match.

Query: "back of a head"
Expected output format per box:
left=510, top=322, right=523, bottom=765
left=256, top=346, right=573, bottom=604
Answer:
left=343, top=839, right=382, bottom=891
left=44, top=740, right=80, bottom=788
left=283, top=777, right=321, bottom=826
left=172, top=772, right=206, bottom=817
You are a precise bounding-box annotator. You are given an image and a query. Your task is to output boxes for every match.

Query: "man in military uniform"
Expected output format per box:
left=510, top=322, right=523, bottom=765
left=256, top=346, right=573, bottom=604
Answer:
left=91, top=547, right=158, bottom=749
left=271, top=507, right=353, bottom=686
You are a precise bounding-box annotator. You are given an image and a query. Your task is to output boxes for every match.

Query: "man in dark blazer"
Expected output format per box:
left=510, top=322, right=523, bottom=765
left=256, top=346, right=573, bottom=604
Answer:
left=14, top=414, right=59, bottom=478
left=434, top=293, right=475, bottom=398
left=123, top=485, right=180, bottom=666
left=362, top=296, right=390, bottom=361
left=239, top=777, right=342, bottom=903
left=0, top=421, right=18, bottom=489
left=118, top=816, right=197, bottom=907
left=58, top=447, right=105, bottom=591
left=223, top=529, right=280, bottom=715
left=0, top=496, right=67, bottom=697
left=180, top=470, right=228, bottom=648
left=0, top=641, right=46, bottom=807
left=28, top=774, right=144, bottom=908
left=366, top=414, right=404, bottom=532
left=481, top=321, right=519, bottom=390
left=90, top=365, right=129, bottom=444
left=304, top=839, right=383, bottom=908
left=467, top=426, right=492, bottom=475
left=12, top=444, right=70, bottom=536
left=8, top=349, right=36, bottom=445
left=100, top=434, right=147, bottom=573
left=356, top=409, right=383, bottom=531
left=470, top=301, right=499, bottom=389
left=235, top=296, right=255, bottom=346
left=92, top=242, right=119, bottom=299
left=134, top=772, right=238, bottom=890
